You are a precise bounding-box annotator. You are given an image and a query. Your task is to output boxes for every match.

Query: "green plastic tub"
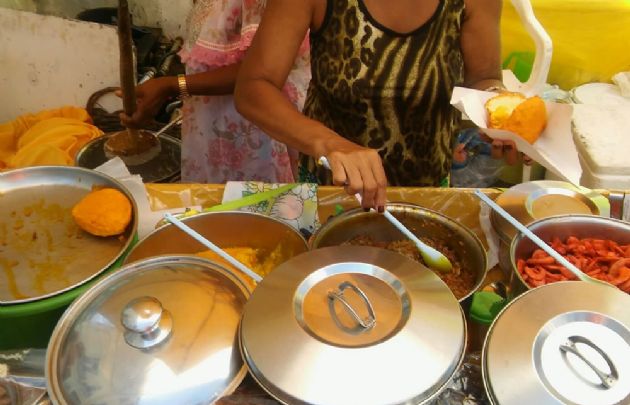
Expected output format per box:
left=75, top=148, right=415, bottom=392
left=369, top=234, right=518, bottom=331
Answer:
left=0, top=237, right=137, bottom=349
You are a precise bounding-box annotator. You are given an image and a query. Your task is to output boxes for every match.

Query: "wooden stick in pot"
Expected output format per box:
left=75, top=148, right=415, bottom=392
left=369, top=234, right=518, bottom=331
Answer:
left=104, top=0, right=161, bottom=166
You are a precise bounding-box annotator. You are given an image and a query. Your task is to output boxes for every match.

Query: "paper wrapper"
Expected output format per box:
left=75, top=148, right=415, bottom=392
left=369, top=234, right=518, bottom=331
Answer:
left=450, top=86, right=582, bottom=185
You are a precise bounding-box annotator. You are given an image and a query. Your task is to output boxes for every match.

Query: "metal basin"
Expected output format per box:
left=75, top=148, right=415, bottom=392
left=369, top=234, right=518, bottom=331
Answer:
left=509, top=214, right=630, bottom=299
left=0, top=166, right=138, bottom=349
left=309, top=203, right=488, bottom=303
left=125, top=211, right=309, bottom=272
left=75, top=132, right=181, bottom=183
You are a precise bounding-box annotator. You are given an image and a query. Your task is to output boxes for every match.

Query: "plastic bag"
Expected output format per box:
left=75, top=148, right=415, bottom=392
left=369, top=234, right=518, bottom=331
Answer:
left=0, top=349, right=48, bottom=405
left=430, top=352, right=490, bottom=405
left=501, top=0, right=630, bottom=90
left=451, top=129, right=504, bottom=188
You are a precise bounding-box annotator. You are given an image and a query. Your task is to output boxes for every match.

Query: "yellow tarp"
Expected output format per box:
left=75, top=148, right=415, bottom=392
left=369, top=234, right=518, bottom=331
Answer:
left=0, top=106, right=103, bottom=169
left=502, top=0, right=630, bottom=90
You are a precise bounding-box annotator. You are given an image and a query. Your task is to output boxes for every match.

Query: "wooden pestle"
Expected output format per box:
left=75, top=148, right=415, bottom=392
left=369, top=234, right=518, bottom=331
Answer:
left=104, top=0, right=160, bottom=165
left=117, top=0, right=139, bottom=149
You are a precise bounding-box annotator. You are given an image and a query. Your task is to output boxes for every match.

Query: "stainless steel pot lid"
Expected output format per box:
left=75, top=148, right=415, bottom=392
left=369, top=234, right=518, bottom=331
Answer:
left=46, top=256, right=252, bottom=405
left=483, top=282, right=630, bottom=405
left=491, top=181, right=610, bottom=242
left=239, top=246, right=466, bottom=405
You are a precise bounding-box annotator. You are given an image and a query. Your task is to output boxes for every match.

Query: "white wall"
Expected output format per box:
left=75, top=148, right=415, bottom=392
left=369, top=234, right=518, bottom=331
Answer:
left=0, top=8, right=120, bottom=121
left=0, top=0, right=193, bottom=39
left=0, top=1, right=194, bottom=121
left=130, top=0, right=193, bottom=40
left=0, top=0, right=36, bottom=12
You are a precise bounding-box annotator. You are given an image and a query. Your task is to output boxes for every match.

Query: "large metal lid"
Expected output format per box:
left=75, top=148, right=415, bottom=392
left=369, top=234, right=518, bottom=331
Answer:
left=240, top=246, right=466, bottom=405
left=483, top=282, right=630, bottom=405
left=46, top=255, right=251, bottom=405
left=491, top=181, right=610, bottom=242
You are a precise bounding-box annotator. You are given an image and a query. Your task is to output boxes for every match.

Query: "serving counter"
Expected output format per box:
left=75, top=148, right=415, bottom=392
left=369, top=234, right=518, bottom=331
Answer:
left=140, top=184, right=628, bottom=404
left=142, top=184, right=503, bottom=404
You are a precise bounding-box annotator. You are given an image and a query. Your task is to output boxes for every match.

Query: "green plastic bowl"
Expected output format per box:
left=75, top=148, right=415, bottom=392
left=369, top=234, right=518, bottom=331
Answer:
left=0, top=236, right=137, bottom=349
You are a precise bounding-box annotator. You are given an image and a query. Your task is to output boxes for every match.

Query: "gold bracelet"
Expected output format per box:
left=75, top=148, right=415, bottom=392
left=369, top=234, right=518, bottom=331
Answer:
left=177, top=74, right=190, bottom=99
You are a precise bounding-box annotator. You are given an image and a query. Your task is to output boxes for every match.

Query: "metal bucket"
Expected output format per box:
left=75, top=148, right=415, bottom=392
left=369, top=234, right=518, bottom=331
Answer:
left=125, top=211, right=309, bottom=267
left=309, top=203, right=488, bottom=305
left=508, top=214, right=630, bottom=299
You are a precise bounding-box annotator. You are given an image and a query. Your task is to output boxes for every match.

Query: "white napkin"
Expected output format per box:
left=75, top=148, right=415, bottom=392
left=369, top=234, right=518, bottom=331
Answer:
left=450, top=86, right=582, bottom=186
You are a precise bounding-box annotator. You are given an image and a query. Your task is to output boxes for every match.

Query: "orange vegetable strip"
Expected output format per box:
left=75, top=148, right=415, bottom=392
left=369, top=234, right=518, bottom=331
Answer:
left=525, top=266, right=545, bottom=281
left=527, top=257, right=556, bottom=265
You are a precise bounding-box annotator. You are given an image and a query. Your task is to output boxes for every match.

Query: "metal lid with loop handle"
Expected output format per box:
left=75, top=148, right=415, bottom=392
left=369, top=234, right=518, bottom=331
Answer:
left=240, top=246, right=467, bottom=405
left=327, top=281, right=376, bottom=332
left=46, top=256, right=252, bottom=405
left=483, top=281, right=630, bottom=405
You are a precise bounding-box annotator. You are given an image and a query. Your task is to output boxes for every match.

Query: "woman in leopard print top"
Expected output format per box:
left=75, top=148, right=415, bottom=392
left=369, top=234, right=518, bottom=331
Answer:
left=236, top=0, right=506, bottom=210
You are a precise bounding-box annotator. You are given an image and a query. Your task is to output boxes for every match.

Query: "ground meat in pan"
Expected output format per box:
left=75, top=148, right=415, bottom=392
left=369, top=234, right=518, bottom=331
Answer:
left=344, top=235, right=475, bottom=299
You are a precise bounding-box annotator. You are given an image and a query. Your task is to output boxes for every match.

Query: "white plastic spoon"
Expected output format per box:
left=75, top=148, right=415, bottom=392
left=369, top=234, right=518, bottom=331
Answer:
left=164, top=213, right=262, bottom=283
left=474, top=189, right=611, bottom=287
left=317, top=157, right=453, bottom=273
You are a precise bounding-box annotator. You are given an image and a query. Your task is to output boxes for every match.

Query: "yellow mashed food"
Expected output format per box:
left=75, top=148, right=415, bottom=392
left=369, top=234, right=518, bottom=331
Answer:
left=195, top=244, right=285, bottom=282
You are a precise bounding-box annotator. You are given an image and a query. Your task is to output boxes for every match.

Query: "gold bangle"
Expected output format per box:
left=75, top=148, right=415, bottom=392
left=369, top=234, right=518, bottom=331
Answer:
left=177, top=74, right=190, bottom=99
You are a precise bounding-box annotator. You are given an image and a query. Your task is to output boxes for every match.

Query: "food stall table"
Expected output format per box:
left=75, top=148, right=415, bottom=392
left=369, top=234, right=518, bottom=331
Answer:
left=143, top=184, right=504, bottom=404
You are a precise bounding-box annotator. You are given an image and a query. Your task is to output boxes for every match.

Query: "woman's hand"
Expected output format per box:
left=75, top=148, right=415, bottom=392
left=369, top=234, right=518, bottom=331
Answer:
left=477, top=133, right=534, bottom=166
left=117, top=77, right=177, bottom=128
left=321, top=137, right=388, bottom=212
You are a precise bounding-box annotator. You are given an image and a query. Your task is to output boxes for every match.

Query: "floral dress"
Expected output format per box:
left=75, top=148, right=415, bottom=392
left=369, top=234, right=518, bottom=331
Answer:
left=178, top=0, right=311, bottom=183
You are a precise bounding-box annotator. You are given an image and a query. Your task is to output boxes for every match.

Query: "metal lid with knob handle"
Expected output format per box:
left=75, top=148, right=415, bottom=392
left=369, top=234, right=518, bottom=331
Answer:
left=121, top=296, right=173, bottom=349
left=46, top=256, right=252, bottom=405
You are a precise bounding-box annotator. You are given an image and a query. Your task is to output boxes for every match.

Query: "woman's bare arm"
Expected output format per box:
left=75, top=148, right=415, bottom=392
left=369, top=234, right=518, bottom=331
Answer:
left=235, top=0, right=387, bottom=210
left=461, top=0, right=504, bottom=91
left=121, top=64, right=241, bottom=127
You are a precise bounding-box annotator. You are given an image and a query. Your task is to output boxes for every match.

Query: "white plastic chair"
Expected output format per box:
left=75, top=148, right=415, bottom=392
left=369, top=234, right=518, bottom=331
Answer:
left=507, top=0, right=553, bottom=182
left=507, top=0, right=553, bottom=97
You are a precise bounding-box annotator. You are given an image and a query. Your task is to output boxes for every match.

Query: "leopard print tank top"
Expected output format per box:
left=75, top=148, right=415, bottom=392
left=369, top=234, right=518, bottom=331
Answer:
left=300, top=0, right=465, bottom=186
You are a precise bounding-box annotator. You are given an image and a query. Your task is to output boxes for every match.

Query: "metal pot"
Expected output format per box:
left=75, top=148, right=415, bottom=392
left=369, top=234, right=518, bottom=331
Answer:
left=0, top=166, right=138, bottom=349
left=309, top=203, right=488, bottom=303
left=46, top=256, right=252, bottom=405
left=491, top=181, right=610, bottom=278
left=124, top=211, right=308, bottom=266
left=509, top=214, right=630, bottom=299
left=239, top=246, right=467, bottom=405
left=75, top=132, right=181, bottom=183
left=483, top=281, right=630, bottom=405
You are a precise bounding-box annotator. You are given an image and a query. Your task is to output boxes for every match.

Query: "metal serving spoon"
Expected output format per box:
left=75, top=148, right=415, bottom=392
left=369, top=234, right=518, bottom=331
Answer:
left=318, top=157, right=453, bottom=273
left=164, top=213, right=262, bottom=283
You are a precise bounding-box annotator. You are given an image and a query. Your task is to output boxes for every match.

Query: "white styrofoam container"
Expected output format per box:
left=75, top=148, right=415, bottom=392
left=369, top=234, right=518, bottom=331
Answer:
left=571, top=103, right=630, bottom=189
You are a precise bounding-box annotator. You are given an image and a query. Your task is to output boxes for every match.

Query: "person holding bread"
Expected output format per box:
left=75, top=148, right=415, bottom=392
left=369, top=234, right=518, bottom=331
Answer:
left=235, top=0, right=525, bottom=211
